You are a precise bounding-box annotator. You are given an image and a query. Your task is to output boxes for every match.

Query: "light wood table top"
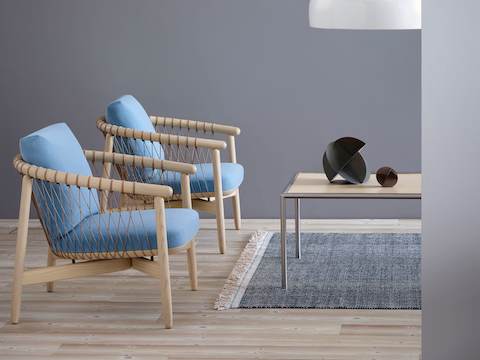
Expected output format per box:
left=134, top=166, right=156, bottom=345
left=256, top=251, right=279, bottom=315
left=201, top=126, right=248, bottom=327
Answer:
left=283, top=173, right=421, bottom=199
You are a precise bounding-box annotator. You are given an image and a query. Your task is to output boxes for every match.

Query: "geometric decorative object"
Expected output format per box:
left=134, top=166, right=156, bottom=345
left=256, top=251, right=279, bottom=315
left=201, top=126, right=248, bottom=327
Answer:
left=309, top=0, right=422, bottom=30
left=376, top=166, right=399, bottom=187
left=322, top=137, right=369, bottom=184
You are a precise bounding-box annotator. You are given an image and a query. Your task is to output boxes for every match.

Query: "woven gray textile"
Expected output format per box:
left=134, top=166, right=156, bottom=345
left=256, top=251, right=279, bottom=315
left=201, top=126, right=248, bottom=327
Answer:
left=239, top=233, right=421, bottom=309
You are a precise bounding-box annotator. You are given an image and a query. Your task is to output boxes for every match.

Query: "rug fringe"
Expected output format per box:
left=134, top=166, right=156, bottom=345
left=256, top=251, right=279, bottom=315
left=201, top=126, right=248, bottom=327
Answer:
left=214, top=231, right=270, bottom=310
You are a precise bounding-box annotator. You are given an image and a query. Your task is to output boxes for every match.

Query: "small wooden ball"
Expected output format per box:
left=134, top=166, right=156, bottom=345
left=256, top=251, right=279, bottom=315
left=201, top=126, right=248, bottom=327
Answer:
left=376, top=167, right=398, bottom=187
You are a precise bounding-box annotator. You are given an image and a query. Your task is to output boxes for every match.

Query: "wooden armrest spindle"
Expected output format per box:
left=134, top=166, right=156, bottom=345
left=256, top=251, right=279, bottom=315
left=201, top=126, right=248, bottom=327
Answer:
left=13, top=155, right=173, bottom=198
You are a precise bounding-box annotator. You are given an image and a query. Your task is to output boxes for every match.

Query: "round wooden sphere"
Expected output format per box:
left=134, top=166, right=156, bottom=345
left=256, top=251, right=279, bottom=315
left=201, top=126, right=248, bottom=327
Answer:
left=376, top=167, right=398, bottom=187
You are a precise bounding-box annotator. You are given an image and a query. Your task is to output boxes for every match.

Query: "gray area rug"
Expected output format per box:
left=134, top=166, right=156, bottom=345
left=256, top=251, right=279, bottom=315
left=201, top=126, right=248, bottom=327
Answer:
left=215, top=232, right=421, bottom=310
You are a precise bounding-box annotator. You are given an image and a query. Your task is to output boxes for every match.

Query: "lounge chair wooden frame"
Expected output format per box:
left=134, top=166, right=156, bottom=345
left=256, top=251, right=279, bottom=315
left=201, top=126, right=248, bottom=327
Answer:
left=97, top=116, right=242, bottom=254
left=11, top=151, right=198, bottom=329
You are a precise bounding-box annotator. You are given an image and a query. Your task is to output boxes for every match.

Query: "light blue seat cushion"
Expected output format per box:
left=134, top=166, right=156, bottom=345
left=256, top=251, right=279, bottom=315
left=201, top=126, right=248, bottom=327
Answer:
left=106, top=95, right=164, bottom=160
left=19, top=123, right=99, bottom=239
left=157, top=162, right=244, bottom=194
left=54, top=208, right=199, bottom=254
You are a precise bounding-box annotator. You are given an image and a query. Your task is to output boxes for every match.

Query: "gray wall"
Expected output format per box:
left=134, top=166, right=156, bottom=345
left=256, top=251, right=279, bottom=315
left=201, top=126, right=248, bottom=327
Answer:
left=0, top=0, right=420, bottom=219
left=423, top=1, right=480, bottom=358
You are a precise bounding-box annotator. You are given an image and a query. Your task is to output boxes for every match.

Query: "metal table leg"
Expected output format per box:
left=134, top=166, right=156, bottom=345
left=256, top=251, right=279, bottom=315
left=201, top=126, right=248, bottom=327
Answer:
left=281, top=196, right=287, bottom=289
left=295, top=198, right=301, bottom=259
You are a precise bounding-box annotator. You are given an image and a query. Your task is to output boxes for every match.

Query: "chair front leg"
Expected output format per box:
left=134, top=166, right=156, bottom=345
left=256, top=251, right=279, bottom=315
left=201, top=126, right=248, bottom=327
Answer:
left=11, top=175, right=33, bottom=324
left=227, top=135, right=241, bottom=230
left=212, top=149, right=226, bottom=254
left=154, top=197, right=173, bottom=329
left=180, top=174, right=198, bottom=290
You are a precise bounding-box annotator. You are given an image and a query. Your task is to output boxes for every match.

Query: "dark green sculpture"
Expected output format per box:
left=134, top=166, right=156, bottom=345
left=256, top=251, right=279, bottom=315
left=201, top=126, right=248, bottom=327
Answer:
left=323, top=137, right=369, bottom=184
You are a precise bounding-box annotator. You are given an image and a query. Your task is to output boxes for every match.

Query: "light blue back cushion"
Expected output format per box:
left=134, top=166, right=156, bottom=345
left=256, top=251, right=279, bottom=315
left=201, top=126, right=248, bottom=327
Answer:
left=106, top=95, right=164, bottom=160
left=106, top=95, right=164, bottom=182
left=19, top=123, right=99, bottom=239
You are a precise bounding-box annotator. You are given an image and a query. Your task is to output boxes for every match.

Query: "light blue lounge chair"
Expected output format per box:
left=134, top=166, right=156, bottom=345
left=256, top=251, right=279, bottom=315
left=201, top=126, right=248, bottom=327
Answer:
left=12, top=122, right=199, bottom=328
left=97, top=95, right=244, bottom=254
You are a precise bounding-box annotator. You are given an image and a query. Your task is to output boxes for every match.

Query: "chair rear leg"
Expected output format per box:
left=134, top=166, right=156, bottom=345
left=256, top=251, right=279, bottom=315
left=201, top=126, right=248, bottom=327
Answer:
left=11, top=175, right=33, bottom=324
left=186, top=241, right=198, bottom=291
left=46, top=249, right=56, bottom=292
left=232, top=190, right=242, bottom=230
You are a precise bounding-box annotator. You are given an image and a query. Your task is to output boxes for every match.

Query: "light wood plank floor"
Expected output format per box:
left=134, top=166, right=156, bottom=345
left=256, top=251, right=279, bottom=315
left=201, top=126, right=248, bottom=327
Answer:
left=0, top=219, right=421, bottom=359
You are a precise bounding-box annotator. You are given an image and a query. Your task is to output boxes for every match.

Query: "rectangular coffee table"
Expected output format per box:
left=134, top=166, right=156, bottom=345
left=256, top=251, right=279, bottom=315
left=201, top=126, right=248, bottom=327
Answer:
left=280, top=172, right=421, bottom=289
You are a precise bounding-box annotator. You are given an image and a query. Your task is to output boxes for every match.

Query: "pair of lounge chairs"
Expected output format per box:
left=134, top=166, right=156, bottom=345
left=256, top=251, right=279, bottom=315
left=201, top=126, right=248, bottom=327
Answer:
left=11, top=95, right=243, bottom=328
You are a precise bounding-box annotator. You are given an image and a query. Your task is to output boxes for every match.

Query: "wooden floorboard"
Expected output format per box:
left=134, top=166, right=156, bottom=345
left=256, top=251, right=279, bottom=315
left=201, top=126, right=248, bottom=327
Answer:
left=0, top=219, right=421, bottom=359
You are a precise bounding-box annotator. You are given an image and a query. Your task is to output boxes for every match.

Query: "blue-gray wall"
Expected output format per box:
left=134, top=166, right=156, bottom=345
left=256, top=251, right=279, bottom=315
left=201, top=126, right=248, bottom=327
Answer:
left=423, top=0, right=480, bottom=358
left=0, top=0, right=420, bottom=219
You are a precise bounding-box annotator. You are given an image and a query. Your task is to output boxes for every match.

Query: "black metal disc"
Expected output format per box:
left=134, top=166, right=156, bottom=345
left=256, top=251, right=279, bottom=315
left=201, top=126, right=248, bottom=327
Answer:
left=323, top=137, right=368, bottom=184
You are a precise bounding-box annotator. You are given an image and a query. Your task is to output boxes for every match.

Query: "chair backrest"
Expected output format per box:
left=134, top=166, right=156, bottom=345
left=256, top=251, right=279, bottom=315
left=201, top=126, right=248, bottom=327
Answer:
left=106, top=95, right=165, bottom=182
left=106, top=95, right=164, bottom=159
left=19, top=123, right=99, bottom=240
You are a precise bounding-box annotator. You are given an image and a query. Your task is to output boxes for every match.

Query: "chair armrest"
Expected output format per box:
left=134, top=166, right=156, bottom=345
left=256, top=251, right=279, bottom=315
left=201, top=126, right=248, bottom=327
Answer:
left=97, top=117, right=226, bottom=150
left=150, top=115, right=241, bottom=137
left=13, top=155, right=173, bottom=198
left=83, top=150, right=196, bottom=175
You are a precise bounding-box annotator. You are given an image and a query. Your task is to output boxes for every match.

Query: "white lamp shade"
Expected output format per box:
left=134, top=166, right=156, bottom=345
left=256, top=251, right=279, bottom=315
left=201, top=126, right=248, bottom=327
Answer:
left=309, top=0, right=421, bottom=30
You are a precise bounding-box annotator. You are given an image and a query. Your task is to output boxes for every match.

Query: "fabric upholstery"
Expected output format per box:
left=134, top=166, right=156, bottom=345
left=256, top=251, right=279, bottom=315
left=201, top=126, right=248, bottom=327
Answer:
left=106, top=95, right=164, bottom=161
left=157, top=162, right=244, bottom=194
left=19, top=123, right=99, bottom=238
left=55, top=208, right=199, bottom=254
